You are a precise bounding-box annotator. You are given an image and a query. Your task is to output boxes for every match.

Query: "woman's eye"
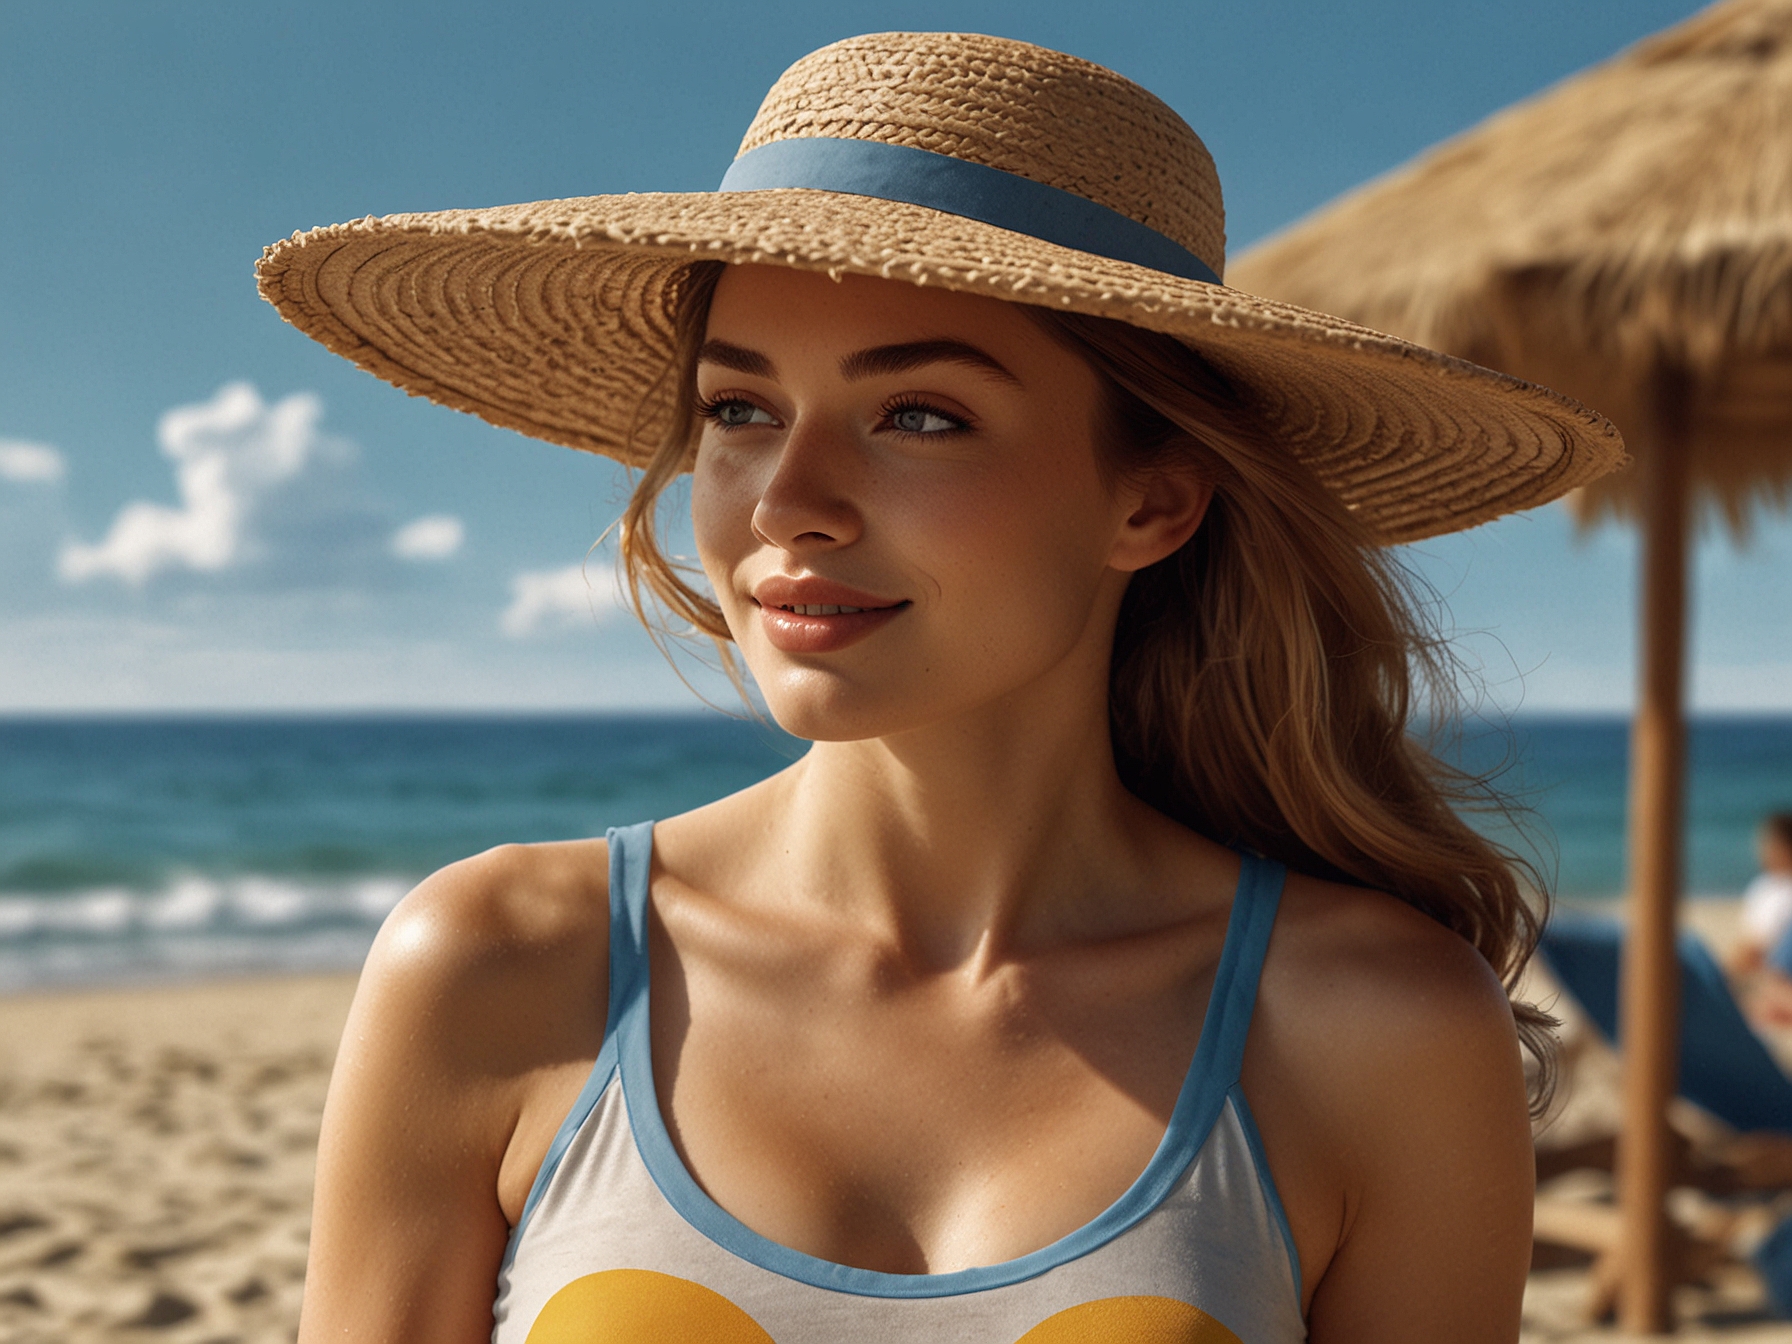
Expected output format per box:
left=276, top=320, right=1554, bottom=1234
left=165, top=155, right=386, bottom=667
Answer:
left=889, top=405, right=962, bottom=435
left=712, top=399, right=775, bottom=428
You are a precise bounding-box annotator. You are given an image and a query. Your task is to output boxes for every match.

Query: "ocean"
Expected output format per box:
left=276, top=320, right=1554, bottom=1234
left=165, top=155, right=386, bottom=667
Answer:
left=0, top=713, right=1787, bottom=992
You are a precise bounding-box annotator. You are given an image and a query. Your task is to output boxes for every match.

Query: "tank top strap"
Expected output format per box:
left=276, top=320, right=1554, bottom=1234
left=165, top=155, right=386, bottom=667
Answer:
left=1145, top=852, right=1287, bottom=1180
left=497, top=823, right=655, bottom=1275
left=602, top=820, right=656, bottom=1050
left=1193, top=853, right=1287, bottom=1089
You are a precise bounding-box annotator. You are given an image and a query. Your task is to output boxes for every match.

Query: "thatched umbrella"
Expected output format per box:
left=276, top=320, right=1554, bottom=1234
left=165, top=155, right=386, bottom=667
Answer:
left=1229, top=0, right=1792, bottom=1331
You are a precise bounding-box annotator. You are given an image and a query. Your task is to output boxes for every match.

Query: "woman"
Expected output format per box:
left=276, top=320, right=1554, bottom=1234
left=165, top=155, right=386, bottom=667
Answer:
left=260, top=33, right=1625, bottom=1343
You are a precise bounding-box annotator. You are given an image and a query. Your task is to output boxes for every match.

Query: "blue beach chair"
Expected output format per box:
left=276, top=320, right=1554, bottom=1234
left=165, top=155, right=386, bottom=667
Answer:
left=1539, top=915, right=1792, bottom=1315
left=1540, top=915, right=1792, bottom=1136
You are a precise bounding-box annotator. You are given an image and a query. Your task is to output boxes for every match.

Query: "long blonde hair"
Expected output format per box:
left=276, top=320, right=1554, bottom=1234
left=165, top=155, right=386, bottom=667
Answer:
left=620, top=260, right=1554, bottom=1105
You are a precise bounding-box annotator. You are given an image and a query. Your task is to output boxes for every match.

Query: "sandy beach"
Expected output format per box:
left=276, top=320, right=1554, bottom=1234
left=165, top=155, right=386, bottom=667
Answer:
left=0, top=974, right=354, bottom=1343
left=3, top=904, right=1792, bottom=1342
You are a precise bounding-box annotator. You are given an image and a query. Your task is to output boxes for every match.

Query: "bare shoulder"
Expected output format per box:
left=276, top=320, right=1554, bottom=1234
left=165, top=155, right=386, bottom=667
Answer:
left=300, top=843, right=613, bottom=1339
left=350, top=837, right=613, bottom=1083
left=1258, top=871, right=1520, bottom=1073
left=379, top=837, right=612, bottom=967
left=1243, top=872, right=1536, bottom=1312
left=1244, top=870, right=1535, bottom=1330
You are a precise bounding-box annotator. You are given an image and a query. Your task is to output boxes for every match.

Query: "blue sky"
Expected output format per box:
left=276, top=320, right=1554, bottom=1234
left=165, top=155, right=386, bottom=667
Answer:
left=2, top=0, right=1785, bottom=712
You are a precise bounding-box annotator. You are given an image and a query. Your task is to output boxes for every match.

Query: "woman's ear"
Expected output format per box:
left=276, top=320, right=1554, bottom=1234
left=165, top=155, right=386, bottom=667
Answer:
left=1108, top=466, right=1213, bottom=574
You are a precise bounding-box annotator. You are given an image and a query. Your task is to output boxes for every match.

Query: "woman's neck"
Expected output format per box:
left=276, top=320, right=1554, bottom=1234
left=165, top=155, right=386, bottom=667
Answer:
left=732, top=675, right=1210, bottom=976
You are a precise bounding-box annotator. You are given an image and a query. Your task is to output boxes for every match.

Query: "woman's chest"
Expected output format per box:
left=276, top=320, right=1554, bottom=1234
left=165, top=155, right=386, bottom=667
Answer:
left=650, top=955, right=1214, bottom=1275
left=495, top=1072, right=1305, bottom=1344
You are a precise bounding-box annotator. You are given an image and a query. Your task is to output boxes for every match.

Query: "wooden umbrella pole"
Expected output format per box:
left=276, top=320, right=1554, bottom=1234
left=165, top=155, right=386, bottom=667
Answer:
left=1616, top=364, right=1694, bottom=1334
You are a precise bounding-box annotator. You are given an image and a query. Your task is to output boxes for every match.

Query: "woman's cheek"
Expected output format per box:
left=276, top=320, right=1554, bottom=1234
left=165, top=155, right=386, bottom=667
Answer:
left=691, top=451, right=753, bottom=558
left=900, top=493, right=1071, bottom=651
left=881, top=466, right=1023, bottom=561
left=690, top=451, right=757, bottom=627
left=919, top=471, right=1084, bottom=589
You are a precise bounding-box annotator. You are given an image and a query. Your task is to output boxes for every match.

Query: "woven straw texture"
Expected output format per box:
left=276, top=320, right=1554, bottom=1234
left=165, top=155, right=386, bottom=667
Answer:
left=256, top=32, right=1625, bottom=543
left=1230, top=0, right=1792, bottom=533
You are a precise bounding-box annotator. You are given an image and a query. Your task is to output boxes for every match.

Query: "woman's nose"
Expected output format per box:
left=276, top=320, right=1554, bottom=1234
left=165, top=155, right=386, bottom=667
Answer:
left=750, top=422, right=863, bottom=552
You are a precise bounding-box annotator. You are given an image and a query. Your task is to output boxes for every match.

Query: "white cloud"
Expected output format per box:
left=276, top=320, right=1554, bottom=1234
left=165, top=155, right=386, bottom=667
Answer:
left=390, top=514, right=464, bottom=561
left=59, top=383, right=328, bottom=586
left=501, top=562, right=627, bottom=637
left=0, top=439, right=66, bottom=484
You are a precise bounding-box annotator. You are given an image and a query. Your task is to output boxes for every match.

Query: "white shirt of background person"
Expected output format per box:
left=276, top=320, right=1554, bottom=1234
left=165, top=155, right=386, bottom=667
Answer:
left=1744, top=870, right=1792, bottom=950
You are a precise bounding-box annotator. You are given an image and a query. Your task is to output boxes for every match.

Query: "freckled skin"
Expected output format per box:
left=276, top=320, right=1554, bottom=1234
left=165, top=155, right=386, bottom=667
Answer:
left=297, top=268, right=1535, bottom=1344
left=692, top=269, right=1133, bottom=746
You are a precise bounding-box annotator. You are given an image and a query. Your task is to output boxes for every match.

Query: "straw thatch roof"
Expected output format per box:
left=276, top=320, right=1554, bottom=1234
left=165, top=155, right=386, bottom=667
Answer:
left=1228, top=0, right=1792, bottom=530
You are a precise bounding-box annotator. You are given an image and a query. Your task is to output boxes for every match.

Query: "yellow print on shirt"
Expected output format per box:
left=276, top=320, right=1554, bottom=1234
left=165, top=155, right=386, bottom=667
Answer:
left=524, top=1270, right=773, bottom=1343
left=524, top=1269, right=1244, bottom=1343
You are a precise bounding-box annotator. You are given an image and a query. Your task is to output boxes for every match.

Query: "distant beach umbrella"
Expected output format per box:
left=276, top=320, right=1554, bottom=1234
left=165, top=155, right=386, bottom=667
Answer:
left=1230, top=0, right=1792, bottom=1331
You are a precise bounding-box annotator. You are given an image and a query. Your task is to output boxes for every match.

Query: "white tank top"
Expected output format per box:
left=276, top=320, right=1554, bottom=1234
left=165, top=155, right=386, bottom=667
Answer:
left=492, top=822, right=1306, bottom=1343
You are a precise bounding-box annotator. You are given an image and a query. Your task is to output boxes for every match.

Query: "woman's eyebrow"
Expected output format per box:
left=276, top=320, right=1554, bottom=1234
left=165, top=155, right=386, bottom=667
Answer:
left=697, top=337, right=1020, bottom=387
left=698, top=340, right=777, bottom=378
left=839, top=340, right=1021, bottom=386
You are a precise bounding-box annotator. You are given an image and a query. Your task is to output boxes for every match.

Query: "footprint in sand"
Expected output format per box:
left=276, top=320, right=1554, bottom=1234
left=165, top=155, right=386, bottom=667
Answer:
left=123, top=1290, right=198, bottom=1329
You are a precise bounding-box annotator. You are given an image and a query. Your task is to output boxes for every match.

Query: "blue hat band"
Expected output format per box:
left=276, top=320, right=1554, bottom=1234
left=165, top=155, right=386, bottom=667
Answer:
left=719, top=137, right=1222, bottom=287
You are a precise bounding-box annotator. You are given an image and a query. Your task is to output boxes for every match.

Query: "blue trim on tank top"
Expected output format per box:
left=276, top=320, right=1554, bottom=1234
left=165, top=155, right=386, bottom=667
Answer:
left=499, top=1042, right=617, bottom=1278
left=601, top=820, right=1288, bottom=1299
left=1228, top=1083, right=1304, bottom=1309
left=498, top=824, right=649, bottom=1276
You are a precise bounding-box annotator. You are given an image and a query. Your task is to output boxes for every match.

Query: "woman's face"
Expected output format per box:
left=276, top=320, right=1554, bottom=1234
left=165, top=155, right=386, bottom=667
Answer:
left=692, top=266, right=1203, bottom=742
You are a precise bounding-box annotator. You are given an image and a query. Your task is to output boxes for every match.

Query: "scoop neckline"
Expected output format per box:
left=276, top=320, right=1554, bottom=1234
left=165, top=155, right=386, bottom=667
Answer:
left=613, top=827, right=1277, bottom=1300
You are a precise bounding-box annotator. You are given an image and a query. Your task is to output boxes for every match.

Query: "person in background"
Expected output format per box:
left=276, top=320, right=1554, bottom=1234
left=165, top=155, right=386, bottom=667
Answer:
left=1728, top=813, right=1792, bottom=1024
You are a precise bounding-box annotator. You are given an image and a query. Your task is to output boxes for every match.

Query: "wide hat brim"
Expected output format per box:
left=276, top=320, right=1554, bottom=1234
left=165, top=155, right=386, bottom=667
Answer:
left=257, top=186, right=1626, bottom=543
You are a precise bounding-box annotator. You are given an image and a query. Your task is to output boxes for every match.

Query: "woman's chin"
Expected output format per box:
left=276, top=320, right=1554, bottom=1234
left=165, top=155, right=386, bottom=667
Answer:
left=753, top=673, right=943, bottom=746
left=757, top=697, right=906, bottom=746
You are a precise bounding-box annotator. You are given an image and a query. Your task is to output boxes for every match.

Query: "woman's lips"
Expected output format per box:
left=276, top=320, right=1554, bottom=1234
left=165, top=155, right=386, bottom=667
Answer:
left=752, top=597, right=909, bottom=653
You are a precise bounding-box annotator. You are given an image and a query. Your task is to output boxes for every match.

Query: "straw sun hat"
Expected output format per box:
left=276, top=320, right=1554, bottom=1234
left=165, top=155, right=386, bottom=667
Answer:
left=257, top=32, right=1625, bottom=542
